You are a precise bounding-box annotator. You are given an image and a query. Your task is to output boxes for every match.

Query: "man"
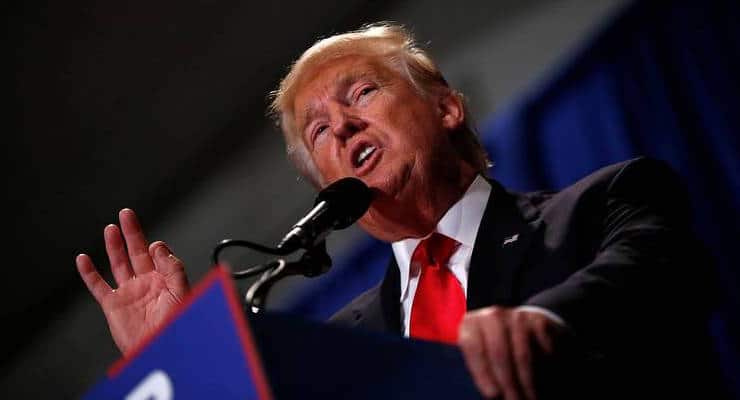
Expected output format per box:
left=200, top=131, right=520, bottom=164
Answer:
left=77, top=24, right=718, bottom=399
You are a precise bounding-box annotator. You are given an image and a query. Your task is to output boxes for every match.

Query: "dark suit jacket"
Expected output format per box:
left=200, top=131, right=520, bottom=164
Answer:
left=331, top=157, right=722, bottom=398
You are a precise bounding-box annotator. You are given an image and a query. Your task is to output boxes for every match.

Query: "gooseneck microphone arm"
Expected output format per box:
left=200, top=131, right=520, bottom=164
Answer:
left=244, top=243, right=332, bottom=313
left=210, top=238, right=291, bottom=282
left=210, top=177, right=372, bottom=313
left=211, top=239, right=331, bottom=314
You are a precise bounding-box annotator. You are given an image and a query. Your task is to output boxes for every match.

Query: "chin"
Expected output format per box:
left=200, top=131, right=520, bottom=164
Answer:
left=359, top=200, right=432, bottom=242
left=359, top=190, right=420, bottom=242
left=367, top=160, right=414, bottom=199
left=358, top=208, right=405, bottom=242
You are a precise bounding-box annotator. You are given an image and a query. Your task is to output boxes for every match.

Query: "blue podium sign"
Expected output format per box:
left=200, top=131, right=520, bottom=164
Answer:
left=83, top=266, right=272, bottom=400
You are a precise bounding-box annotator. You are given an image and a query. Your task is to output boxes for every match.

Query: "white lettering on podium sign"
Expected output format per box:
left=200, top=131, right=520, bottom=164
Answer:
left=125, top=370, right=174, bottom=400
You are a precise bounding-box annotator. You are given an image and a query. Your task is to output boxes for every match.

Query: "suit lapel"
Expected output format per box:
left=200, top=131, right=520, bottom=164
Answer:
left=353, top=258, right=402, bottom=335
left=467, top=180, right=540, bottom=310
left=379, top=258, right=402, bottom=333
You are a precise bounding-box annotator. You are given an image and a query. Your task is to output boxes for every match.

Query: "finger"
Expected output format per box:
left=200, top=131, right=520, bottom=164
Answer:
left=104, top=224, right=134, bottom=285
left=458, top=318, right=500, bottom=398
left=479, top=309, right=522, bottom=400
left=119, top=208, right=155, bottom=275
left=149, top=241, right=189, bottom=298
left=149, top=241, right=182, bottom=276
left=76, top=254, right=113, bottom=303
left=532, top=318, right=556, bottom=355
left=511, top=313, right=537, bottom=400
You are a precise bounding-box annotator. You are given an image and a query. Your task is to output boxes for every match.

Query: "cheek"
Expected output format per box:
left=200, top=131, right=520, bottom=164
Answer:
left=381, top=97, right=439, bottom=142
left=312, top=144, right=343, bottom=181
left=313, top=154, right=335, bottom=179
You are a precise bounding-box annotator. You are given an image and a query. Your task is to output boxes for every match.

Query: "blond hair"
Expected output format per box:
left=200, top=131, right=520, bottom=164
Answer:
left=269, top=22, right=490, bottom=187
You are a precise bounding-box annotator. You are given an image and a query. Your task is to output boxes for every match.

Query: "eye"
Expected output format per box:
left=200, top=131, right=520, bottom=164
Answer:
left=311, top=124, right=329, bottom=144
left=359, top=86, right=375, bottom=96
left=354, top=85, right=377, bottom=103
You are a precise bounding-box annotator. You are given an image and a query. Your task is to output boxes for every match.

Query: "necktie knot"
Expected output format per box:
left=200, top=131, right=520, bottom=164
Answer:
left=413, top=232, right=459, bottom=268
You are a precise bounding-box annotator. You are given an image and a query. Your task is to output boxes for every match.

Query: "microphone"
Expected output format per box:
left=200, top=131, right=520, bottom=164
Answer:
left=277, top=177, right=372, bottom=252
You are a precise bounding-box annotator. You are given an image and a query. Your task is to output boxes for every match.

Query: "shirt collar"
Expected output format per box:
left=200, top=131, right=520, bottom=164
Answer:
left=391, top=174, right=492, bottom=300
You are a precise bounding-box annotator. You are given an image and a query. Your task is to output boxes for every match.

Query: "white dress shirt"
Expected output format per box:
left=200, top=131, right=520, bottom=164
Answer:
left=392, top=175, right=565, bottom=337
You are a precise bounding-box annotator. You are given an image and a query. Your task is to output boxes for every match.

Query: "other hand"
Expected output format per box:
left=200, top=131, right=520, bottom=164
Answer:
left=76, top=208, right=190, bottom=354
left=458, top=306, right=570, bottom=400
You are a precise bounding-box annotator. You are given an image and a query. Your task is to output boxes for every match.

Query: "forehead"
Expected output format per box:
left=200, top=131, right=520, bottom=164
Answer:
left=292, top=55, right=396, bottom=108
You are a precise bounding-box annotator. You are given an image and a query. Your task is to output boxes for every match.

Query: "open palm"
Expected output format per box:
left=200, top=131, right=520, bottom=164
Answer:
left=77, top=209, right=190, bottom=354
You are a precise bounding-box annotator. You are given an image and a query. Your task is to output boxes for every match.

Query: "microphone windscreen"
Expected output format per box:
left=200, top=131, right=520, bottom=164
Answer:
left=316, top=177, right=373, bottom=229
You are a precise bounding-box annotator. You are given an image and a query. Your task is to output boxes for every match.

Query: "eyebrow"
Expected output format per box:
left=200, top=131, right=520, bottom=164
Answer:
left=336, top=71, right=374, bottom=94
left=300, top=104, right=323, bottom=131
left=298, top=71, right=377, bottom=133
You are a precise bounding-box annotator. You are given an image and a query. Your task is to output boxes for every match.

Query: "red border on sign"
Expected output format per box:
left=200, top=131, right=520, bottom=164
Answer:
left=106, top=265, right=273, bottom=400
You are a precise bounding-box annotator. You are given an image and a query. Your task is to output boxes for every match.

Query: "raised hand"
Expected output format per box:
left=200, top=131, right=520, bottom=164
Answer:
left=76, top=208, right=190, bottom=354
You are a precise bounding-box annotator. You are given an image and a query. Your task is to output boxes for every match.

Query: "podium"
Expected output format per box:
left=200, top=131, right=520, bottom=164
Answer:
left=83, top=267, right=480, bottom=399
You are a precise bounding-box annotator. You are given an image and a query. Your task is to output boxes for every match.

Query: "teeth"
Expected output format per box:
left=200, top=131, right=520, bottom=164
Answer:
left=356, top=145, right=376, bottom=166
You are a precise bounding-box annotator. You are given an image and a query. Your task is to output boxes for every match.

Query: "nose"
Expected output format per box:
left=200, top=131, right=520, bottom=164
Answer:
left=331, top=107, right=367, bottom=140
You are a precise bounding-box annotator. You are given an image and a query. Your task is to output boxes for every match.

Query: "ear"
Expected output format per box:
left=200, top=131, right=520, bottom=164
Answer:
left=438, top=90, right=465, bottom=131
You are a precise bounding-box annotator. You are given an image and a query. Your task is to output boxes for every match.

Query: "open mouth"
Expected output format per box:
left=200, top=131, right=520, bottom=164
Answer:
left=355, top=145, right=376, bottom=166
left=351, top=142, right=382, bottom=176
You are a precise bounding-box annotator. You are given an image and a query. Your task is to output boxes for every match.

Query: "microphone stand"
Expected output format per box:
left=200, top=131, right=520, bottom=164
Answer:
left=244, top=245, right=331, bottom=313
left=211, top=239, right=332, bottom=313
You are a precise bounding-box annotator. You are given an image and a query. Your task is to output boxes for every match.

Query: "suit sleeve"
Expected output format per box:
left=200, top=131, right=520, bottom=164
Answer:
left=524, top=158, right=710, bottom=352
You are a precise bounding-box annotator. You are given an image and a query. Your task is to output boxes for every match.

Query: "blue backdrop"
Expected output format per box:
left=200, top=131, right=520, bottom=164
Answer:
left=285, top=0, right=740, bottom=396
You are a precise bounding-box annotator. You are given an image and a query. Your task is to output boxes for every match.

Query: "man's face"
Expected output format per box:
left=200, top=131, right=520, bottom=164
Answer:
left=291, top=55, right=464, bottom=240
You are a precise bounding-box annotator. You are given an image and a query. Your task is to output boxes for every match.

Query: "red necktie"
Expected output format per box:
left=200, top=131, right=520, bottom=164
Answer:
left=409, top=233, right=465, bottom=344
